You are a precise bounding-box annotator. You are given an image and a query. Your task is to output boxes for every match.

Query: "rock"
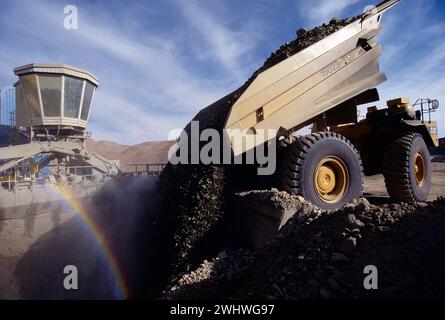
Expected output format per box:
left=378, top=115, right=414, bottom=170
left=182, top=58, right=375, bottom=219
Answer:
left=417, top=202, right=429, bottom=208
left=330, top=252, right=350, bottom=265
left=330, top=16, right=343, bottom=24
left=356, top=198, right=371, bottom=211
left=308, top=279, right=318, bottom=287
left=320, top=287, right=332, bottom=299
left=340, top=237, right=357, bottom=254
left=345, top=213, right=356, bottom=225
left=297, top=28, right=308, bottom=38
left=272, top=283, right=284, bottom=296
left=378, top=226, right=391, bottom=232
left=407, top=253, right=422, bottom=266
left=332, top=270, right=345, bottom=280
left=328, top=277, right=342, bottom=291
left=385, top=215, right=396, bottom=224
left=352, top=219, right=365, bottom=228
left=217, top=251, right=228, bottom=259
left=314, top=26, right=324, bottom=34
left=296, top=195, right=306, bottom=203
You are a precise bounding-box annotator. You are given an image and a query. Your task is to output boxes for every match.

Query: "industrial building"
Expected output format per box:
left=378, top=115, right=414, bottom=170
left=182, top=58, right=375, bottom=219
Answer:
left=0, top=64, right=119, bottom=218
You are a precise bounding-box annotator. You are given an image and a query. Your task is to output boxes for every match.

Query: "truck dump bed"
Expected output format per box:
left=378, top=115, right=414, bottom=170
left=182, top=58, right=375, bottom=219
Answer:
left=189, top=0, right=399, bottom=156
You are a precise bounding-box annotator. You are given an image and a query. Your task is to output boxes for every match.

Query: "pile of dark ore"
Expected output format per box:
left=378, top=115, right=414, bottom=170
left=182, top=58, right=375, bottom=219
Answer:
left=163, top=196, right=445, bottom=300
left=150, top=15, right=362, bottom=293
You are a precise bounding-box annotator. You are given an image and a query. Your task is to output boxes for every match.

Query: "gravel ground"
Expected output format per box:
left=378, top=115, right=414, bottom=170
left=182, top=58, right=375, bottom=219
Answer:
left=163, top=195, right=445, bottom=300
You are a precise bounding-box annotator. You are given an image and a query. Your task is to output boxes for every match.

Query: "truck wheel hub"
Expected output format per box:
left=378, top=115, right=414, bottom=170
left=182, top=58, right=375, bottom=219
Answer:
left=414, top=152, right=425, bottom=187
left=315, top=157, right=349, bottom=203
left=316, top=166, right=336, bottom=193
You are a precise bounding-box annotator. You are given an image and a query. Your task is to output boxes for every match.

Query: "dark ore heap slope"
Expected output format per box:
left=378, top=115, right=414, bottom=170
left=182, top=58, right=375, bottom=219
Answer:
left=164, top=197, right=445, bottom=300
left=151, top=15, right=362, bottom=290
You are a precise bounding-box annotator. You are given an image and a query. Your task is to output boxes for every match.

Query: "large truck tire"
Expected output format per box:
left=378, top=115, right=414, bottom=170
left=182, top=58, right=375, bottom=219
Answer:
left=383, top=133, right=431, bottom=203
left=278, top=132, right=363, bottom=210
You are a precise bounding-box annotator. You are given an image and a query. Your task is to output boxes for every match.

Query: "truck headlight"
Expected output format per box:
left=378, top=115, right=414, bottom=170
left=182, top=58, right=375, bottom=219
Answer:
left=405, top=104, right=415, bottom=118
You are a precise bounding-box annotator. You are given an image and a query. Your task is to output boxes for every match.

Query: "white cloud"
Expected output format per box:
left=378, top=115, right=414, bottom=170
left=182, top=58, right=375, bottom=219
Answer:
left=18, top=1, right=223, bottom=112
left=298, top=0, right=360, bottom=26
left=89, top=92, right=190, bottom=144
left=175, top=0, right=263, bottom=82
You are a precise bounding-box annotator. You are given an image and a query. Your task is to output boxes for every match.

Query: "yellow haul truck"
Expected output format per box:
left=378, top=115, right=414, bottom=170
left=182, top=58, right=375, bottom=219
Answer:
left=193, top=0, right=439, bottom=210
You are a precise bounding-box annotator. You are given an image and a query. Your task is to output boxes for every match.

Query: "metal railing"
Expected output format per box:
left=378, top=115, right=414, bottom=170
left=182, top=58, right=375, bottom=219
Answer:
left=413, top=98, right=439, bottom=123
left=0, top=163, right=108, bottom=191
left=121, top=163, right=166, bottom=176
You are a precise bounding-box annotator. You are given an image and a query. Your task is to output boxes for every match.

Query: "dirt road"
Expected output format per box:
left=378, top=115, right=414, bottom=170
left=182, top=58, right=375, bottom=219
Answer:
left=364, top=162, right=444, bottom=202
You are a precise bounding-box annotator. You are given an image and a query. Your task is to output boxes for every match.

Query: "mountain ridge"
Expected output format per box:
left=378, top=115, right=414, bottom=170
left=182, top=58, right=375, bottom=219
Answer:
left=85, top=138, right=175, bottom=168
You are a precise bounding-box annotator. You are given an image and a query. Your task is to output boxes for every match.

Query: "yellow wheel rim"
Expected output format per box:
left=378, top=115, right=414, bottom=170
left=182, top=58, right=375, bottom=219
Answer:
left=414, top=152, right=425, bottom=187
left=314, top=156, right=349, bottom=204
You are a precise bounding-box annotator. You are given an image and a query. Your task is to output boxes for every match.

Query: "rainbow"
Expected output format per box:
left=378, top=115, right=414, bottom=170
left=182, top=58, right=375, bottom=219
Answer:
left=45, top=184, right=129, bottom=299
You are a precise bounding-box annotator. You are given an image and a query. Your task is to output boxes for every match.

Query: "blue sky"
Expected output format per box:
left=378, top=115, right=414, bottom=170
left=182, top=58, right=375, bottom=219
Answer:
left=0, top=0, right=444, bottom=144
